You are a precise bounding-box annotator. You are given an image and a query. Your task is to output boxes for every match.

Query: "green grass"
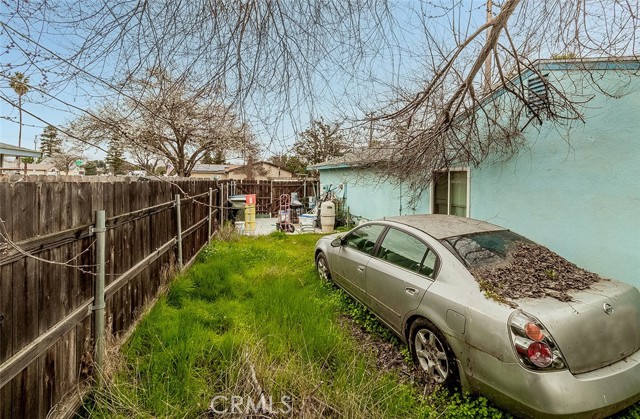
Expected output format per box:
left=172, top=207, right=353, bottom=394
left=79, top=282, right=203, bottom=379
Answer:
left=80, top=232, right=639, bottom=418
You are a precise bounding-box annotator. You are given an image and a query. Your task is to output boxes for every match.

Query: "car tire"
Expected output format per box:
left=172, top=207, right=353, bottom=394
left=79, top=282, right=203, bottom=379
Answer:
left=409, top=318, right=459, bottom=388
left=315, top=253, right=331, bottom=282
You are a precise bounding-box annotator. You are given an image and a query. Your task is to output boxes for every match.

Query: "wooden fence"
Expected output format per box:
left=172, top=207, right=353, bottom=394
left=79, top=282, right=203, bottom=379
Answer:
left=219, top=179, right=318, bottom=216
left=0, top=176, right=317, bottom=418
left=0, top=176, right=316, bottom=419
left=0, top=176, right=219, bottom=418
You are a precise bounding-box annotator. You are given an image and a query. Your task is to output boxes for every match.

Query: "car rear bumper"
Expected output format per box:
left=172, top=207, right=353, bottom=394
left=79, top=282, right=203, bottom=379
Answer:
left=466, top=347, right=640, bottom=418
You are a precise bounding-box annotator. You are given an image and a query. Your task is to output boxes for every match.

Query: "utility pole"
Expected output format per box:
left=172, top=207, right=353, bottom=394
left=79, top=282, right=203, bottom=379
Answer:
left=484, top=0, right=493, bottom=92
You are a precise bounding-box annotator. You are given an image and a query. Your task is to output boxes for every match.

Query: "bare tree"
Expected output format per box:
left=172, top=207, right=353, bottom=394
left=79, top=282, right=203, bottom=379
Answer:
left=74, top=70, right=255, bottom=177
left=366, top=0, right=640, bottom=195
left=50, top=137, right=86, bottom=175
left=0, top=1, right=394, bottom=130
left=126, top=146, right=162, bottom=174
left=1, top=1, right=638, bottom=186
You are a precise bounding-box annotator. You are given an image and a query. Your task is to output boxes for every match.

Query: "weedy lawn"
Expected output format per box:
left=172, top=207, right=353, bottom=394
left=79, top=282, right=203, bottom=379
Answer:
left=80, top=231, right=639, bottom=418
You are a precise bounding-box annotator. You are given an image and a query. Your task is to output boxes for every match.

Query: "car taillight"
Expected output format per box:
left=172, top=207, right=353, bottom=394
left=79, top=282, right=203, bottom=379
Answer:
left=527, top=342, right=553, bottom=367
left=509, top=311, right=566, bottom=371
left=524, top=322, right=544, bottom=341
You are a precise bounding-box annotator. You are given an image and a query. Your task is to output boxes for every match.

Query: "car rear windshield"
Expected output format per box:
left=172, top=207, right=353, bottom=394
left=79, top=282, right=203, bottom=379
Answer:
left=442, top=230, right=532, bottom=268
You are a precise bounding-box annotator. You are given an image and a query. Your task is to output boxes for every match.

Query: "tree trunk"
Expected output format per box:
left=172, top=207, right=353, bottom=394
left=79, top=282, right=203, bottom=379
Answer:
left=18, top=95, right=23, bottom=148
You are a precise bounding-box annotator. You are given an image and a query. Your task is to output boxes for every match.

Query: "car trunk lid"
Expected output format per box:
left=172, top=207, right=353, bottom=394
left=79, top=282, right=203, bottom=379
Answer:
left=519, top=280, right=640, bottom=374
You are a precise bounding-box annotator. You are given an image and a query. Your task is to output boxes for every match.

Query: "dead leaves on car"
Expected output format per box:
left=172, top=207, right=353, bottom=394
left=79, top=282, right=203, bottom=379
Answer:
left=471, top=243, right=604, bottom=305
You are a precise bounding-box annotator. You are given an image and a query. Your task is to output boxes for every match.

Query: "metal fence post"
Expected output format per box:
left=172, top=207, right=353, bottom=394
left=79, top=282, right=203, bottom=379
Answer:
left=270, top=181, right=274, bottom=216
left=219, top=184, right=224, bottom=226
left=208, top=187, right=213, bottom=242
left=93, top=210, right=106, bottom=383
left=224, top=182, right=229, bottom=223
left=175, top=194, right=183, bottom=270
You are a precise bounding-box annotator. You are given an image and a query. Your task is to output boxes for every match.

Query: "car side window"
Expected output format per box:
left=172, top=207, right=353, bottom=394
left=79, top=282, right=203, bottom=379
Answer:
left=344, top=224, right=386, bottom=255
left=421, top=249, right=437, bottom=278
left=378, top=228, right=437, bottom=278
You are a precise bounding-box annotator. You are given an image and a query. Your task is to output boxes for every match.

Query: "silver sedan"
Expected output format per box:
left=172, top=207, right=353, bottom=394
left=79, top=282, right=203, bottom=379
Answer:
left=314, top=214, right=640, bottom=418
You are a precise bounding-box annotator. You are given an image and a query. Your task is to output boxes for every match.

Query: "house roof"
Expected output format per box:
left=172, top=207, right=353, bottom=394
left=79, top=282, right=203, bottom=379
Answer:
left=191, top=163, right=237, bottom=173
left=227, top=160, right=292, bottom=173
left=25, top=162, right=57, bottom=171
left=524, top=56, right=640, bottom=72
left=0, top=142, right=42, bottom=159
left=307, top=147, right=393, bottom=170
left=475, top=56, right=640, bottom=109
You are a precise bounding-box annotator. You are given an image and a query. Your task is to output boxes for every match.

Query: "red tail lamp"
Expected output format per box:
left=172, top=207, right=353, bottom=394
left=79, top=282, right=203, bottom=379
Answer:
left=528, top=342, right=553, bottom=368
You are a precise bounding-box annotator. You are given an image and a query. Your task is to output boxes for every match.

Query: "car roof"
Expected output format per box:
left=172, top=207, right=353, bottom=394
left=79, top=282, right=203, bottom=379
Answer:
left=382, top=214, right=507, bottom=240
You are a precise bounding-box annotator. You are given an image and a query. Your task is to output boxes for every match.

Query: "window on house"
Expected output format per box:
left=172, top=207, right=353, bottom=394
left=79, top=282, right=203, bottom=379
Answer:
left=433, top=170, right=468, bottom=217
left=527, top=73, right=550, bottom=115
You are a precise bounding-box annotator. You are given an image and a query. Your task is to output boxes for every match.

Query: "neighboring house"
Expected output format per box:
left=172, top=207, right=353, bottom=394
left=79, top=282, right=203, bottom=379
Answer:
left=0, top=142, right=42, bottom=174
left=23, top=162, right=59, bottom=175
left=1, top=153, right=87, bottom=176
left=227, top=160, right=295, bottom=181
left=311, top=57, right=640, bottom=286
left=190, top=163, right=239, bottom=180
left=23, top=158, right=85, bottom=175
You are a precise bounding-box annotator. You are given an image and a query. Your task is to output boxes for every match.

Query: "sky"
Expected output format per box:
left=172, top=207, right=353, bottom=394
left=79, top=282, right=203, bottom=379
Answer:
left=0, top=1, right=489, bottom=161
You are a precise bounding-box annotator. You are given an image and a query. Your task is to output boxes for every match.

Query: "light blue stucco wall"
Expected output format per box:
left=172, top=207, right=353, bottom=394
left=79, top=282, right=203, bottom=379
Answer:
left=318, top=67, right=640, bottom=286
left=319, top=169, right=430, bottom=221
left=470, top=71, right=640, bottom=286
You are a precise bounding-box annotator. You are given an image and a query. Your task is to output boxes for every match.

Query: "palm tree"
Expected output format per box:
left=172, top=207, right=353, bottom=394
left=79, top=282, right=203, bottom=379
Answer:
left=9, top=72, right=29, bottom=148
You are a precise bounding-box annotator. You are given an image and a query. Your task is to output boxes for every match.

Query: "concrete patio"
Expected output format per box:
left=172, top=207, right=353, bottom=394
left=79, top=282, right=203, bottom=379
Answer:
left=241, top=217, right=324, bottom=236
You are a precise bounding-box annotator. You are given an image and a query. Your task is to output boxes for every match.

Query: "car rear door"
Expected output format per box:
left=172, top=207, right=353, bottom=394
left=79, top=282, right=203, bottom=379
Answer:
left=365, top=227, right=437, bottom=331
left=333, top=224, right=387, bottom=301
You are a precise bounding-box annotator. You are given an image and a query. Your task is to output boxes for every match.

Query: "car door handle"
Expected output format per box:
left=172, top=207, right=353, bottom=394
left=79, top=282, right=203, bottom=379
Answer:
left=357, top=265, right=365, bottom=272
left=405, top=287, right=418, bottom=295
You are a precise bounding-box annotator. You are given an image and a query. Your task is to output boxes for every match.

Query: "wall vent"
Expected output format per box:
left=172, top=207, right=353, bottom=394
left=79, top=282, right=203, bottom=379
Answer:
left=527, top=73, right=550, bottom=115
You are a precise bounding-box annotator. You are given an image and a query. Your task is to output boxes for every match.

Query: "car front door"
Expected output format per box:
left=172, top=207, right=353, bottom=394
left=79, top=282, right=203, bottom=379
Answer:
left=366, top=227, right=437, bottom=331
left=334, top=224, right=387, bottom=301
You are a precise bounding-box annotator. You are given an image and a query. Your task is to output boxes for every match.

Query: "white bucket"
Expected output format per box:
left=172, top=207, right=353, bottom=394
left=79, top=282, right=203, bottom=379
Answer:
left=299, top=214, right=317, bottom=227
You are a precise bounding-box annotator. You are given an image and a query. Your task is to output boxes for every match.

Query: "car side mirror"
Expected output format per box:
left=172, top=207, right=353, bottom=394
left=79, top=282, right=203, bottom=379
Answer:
left=330, top=237, right=343, bottom=247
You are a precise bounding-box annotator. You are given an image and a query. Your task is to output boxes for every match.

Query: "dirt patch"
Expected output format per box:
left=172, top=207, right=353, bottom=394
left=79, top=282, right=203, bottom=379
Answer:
left=471, top=242, right=605, bottom=304
left=338, top=316, right=436, bottom=393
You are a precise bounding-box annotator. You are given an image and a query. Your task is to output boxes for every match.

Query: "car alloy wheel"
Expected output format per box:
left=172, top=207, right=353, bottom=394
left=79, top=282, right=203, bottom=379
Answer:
left=316, top=254, right=331, bottom=281
left=414, top=329, right=449, bottom=383
left=409, top=318, right=458, bottom=387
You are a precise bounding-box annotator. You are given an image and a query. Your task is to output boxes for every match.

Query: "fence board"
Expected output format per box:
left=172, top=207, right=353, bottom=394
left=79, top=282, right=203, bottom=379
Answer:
left=40, top=345, right=56, bottom=415
left=11, top=259, right=28, bottom=352
left=0, top=182, right=14, bottom=242
left=11, top=360, right=39, bottom=418
left=0, top=264, right=12, bottom=364
left=37, top=250, right=53, bottom=335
